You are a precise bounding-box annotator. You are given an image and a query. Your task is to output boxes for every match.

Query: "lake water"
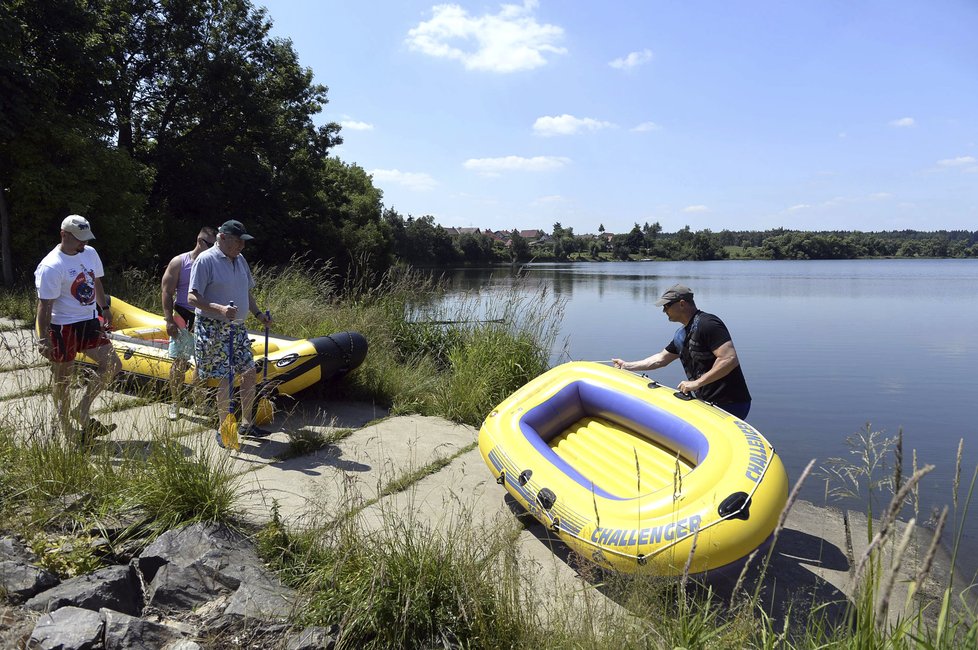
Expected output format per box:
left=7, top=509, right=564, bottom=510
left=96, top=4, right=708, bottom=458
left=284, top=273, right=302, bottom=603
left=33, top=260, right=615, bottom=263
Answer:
left=439, top=259, right=978, bottom=558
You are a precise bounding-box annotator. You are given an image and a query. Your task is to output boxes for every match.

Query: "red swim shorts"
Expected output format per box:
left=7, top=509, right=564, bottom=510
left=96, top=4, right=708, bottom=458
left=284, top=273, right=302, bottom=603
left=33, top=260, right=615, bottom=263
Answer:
left=47, top=318, right=111, bottom=362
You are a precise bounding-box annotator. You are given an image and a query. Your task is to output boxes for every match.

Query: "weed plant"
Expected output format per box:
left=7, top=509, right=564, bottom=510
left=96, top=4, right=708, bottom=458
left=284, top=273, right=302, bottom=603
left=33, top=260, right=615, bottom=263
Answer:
left=0, top=285, right=35, bottom=323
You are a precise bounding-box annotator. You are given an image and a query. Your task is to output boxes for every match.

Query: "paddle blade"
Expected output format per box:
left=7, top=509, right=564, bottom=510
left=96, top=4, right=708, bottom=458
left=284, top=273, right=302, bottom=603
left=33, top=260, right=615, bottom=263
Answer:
left=255, top=397, right=274, bottom=426
left=220, top=413, right=240, bottom=450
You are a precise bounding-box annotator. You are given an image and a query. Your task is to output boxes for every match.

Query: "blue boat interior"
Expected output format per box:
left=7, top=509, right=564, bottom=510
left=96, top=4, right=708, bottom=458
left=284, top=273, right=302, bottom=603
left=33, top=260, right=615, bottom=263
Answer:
left=519, top=380, right=710, bottom=500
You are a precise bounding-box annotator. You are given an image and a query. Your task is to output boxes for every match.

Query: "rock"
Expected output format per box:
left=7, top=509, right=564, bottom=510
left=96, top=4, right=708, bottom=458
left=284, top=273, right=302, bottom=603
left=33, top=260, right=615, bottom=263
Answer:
left=285, top=625, right=339, bottom=650
left=25, top=564, right=142, bottom=616
left=0, top=536, right=37, bottom=563
left=101, top=607, right=184, bottom=649
left=137, top=522, right=248, bottom=584
left=28, top=605, right=103, bottom=650
left=0, top=560, right=60, bottom=603
left=164, top=641, right=202, bottom=650
left=145, top=563, right=235, bottom=613
left=137, top=521, right=297, bottom=623
left=223, top=580, right=296, bottom=621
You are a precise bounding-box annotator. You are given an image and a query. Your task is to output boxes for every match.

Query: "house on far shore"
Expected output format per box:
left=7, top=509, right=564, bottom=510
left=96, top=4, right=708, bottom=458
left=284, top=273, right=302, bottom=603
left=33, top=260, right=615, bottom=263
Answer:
left=443, top=226, right=459, bottom=236
left=518, top=229, right=544, bottom=242
left=483, top=229, right=506, bottom=244
left=457, top=227, right=481, bottom=236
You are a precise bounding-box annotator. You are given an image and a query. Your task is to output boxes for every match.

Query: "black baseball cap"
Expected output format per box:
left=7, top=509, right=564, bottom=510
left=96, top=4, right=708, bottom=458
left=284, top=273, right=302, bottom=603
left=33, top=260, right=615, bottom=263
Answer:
left=218, top=219, right=254, bottom=240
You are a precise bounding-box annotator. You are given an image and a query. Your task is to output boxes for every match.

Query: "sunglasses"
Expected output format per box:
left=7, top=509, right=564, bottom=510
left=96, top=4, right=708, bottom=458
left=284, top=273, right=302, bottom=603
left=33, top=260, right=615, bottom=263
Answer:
left=662, top=300, right=679, bottom=312
left=198, top=238, right=215, bottom=247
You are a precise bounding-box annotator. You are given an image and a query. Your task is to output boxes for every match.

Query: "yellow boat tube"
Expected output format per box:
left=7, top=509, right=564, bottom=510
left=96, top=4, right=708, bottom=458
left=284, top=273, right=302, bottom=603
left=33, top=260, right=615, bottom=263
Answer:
left=478, top=361, right=789, bottom=575
left=77, top=297, right=367, bottom=397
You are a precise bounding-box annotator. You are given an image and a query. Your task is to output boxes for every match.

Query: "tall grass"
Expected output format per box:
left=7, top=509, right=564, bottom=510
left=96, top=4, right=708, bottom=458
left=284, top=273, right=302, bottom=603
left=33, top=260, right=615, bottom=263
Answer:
left=0, top=389, right=241, bottom=567
left=249, top=257, right=564, bottom=425
left=0, top=285, right=35, bottom=322
left=258, top=497, right=630, bottom=649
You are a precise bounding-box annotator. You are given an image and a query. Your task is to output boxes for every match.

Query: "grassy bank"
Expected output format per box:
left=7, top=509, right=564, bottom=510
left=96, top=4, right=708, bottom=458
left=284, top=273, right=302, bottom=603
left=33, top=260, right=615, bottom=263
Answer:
left=0, top=258, right=562, bottom=566
left=3, top=266, right=977, bottom=647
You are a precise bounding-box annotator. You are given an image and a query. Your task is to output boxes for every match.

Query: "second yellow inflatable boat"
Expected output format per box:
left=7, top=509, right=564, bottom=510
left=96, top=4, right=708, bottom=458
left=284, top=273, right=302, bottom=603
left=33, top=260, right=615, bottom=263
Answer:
left=78, top=297, right=367, bottom=397
left=478, top=361, right=789, bottom=575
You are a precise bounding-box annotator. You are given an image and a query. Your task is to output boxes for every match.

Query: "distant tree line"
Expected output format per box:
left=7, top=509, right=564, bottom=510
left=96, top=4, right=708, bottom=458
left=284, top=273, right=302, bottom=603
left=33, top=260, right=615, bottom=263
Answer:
left=383, top=221, right=978, bottom=266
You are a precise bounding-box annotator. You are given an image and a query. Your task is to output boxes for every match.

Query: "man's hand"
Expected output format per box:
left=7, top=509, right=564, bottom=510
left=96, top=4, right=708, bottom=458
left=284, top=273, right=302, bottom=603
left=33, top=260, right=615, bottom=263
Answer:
left=37, top=338, right=52, bottom=360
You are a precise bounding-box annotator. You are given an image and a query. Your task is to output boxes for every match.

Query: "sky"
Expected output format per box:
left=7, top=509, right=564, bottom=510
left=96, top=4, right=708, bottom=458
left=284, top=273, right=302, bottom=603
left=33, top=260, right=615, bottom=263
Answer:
left=258, top=0, right=978, bottom=235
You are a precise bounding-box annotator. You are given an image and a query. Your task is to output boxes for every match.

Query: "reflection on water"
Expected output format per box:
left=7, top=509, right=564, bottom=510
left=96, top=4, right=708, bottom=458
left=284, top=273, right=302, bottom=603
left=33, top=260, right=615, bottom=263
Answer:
left=441, top=259, right=978, bottom=555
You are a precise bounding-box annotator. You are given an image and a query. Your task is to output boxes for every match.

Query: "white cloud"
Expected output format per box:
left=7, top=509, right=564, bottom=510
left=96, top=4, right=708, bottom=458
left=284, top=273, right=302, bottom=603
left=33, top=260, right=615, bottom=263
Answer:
left=369, top=169, right=438, bottom=191
left=406, top=1, right=566, bottom=73
left=609, top=49, right=653, bottom=70
left=532, top=194, right=566, bottom=205
left=683, top=205, right=708, bottom=213
left=785, top=193, right=893, bottom=214
left=938, top=155, right=976, bottom=167
left=463, top=155, right=570, bottom=176
left=889, top=117, right=915, bottom=127
left=341, top=120, right=374, bottom=131
left=631, top=121, right=661, bottom=132
left=533, top=114, right=615, bottom=136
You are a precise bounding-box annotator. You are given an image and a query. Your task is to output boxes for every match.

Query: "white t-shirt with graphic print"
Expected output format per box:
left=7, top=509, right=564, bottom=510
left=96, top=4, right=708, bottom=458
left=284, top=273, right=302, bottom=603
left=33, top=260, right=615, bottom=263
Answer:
left=34, top=245, right=105, bottom=325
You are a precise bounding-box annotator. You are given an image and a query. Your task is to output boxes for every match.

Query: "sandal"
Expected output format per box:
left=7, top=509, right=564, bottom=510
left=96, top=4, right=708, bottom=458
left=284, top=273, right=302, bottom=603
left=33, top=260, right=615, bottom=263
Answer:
left=83, top=418, right=117, bottom=438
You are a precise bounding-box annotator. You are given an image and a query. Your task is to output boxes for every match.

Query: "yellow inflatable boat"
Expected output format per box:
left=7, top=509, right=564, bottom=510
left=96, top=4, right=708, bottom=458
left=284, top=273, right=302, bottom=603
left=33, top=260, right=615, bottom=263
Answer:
left=478, top=361, right=788, bottom=575
left=77, top=297, right=367, bottom=397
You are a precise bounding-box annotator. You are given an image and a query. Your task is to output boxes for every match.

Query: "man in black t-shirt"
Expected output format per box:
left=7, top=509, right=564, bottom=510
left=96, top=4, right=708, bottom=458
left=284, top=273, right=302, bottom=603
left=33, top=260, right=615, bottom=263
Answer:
left=612, top=284, right=752, bottom=419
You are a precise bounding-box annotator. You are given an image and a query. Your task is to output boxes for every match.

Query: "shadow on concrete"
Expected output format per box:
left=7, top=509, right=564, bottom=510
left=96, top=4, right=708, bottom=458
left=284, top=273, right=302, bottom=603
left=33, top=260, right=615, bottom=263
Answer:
left=252, top=441, right=372, bottom=476
left=504, top=493, right=854, bottom=632
left=271, top=397, right=387, bottom=432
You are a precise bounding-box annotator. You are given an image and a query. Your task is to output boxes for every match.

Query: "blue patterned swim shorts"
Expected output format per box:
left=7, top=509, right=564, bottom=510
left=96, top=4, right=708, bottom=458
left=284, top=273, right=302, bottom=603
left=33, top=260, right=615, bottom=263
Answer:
left=194, top=316, right=255, bottom=379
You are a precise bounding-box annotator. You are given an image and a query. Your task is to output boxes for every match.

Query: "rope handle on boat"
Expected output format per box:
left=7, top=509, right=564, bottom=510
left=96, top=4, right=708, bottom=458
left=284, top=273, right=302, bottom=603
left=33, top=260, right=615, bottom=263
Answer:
left=526, top=441, right=778, bottom=566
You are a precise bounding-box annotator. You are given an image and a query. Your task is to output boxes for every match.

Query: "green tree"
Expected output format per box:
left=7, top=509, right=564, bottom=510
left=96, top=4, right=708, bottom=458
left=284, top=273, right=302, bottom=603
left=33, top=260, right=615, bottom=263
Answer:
left=588, top=239, right=603, bottom=258
left=642, top=221, right=662, bottom=251
left=1, top=0, right=149, bottom=282
left=611, top=235, right=631, bottom=260
left=457, top=232, right=493, bottom=263
left=509, top=229, right=530, bottom=262
left=625, top=223, right=644, bottom=252
left=551, top=221, right=565, bottom=240
left=552, top=238, right=566, bottom=260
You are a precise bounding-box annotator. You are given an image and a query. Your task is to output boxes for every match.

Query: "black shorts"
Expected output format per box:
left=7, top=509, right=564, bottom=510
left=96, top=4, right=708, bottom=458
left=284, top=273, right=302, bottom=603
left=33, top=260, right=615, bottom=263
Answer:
left=174, top=303, right=196, bottom=329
